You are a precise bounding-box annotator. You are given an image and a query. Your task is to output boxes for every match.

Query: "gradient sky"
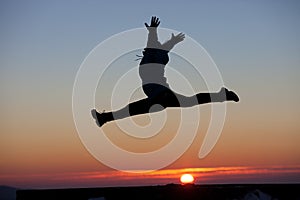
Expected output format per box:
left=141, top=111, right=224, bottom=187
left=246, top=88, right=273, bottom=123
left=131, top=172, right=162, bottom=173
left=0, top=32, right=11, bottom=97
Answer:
left=1, top=0, right=300, bottom=188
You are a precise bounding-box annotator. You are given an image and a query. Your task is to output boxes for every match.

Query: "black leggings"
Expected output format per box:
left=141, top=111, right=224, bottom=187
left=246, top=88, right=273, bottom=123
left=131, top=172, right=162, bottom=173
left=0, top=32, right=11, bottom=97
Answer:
left=111, top=84, right=219, bottom=121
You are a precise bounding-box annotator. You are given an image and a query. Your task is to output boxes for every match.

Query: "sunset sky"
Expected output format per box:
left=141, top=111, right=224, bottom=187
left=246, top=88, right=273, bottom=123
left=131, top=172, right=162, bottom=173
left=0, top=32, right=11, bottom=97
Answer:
left=1, top=1, right=300, bottom=189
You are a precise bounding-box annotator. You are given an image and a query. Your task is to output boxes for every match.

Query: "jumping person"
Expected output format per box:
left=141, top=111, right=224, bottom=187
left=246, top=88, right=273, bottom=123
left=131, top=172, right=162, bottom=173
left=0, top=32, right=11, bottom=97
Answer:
left=92, top=16, right=239, bottom=127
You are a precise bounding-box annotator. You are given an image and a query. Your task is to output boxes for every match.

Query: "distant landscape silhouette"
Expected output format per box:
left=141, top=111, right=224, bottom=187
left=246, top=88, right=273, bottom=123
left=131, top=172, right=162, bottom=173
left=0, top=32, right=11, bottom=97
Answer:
left=92, top=16, right=239, bottom=127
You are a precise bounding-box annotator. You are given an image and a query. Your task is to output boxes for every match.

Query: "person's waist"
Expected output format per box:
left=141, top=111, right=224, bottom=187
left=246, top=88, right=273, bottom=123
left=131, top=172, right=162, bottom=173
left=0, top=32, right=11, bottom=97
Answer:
left=143, top=48, right=169, bottom=54
left=142, top=79, right=169, bottom=86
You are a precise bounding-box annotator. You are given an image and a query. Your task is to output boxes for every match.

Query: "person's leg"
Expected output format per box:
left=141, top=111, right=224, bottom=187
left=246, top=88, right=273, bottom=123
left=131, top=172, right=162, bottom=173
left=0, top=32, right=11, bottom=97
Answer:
left=91, top=87, right=239, bottom=127
left=91, top=97, right=165, bottom=127
left=200, top=87, right=239, bottom=103
left=168, top=87, right=239, bottom=108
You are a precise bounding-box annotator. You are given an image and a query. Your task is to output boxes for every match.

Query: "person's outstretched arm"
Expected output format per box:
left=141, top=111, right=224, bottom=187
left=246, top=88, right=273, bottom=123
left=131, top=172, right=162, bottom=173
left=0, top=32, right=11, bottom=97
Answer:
left=145, top=16, right=161, bottom=48
left=162, top=32, right=185, bottom=51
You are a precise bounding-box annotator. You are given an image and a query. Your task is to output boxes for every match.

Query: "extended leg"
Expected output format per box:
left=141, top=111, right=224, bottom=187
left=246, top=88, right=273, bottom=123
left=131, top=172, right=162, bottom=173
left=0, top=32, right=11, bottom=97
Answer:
left=91, top=98, right=164, bottom=127
left=196, top=87, right=239, bottom=104
left=173, top=87, right=239, bottom=107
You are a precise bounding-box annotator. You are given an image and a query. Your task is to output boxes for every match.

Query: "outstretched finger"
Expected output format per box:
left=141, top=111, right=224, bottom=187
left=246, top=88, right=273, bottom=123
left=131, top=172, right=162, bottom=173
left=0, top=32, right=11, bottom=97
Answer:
left=151, top=16, right=156, bottom=24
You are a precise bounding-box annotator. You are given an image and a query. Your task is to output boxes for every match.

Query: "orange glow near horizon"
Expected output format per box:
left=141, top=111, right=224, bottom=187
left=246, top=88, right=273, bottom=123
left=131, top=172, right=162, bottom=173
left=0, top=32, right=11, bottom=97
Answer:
left=1, top=165, right=300, bottom=189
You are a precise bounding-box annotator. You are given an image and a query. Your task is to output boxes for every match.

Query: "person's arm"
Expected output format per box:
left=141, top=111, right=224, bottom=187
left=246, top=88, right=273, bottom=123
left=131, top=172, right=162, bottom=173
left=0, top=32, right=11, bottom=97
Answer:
left=162, top=32, right=185, bottom=51
left=145, top=16, right=161, bottom=48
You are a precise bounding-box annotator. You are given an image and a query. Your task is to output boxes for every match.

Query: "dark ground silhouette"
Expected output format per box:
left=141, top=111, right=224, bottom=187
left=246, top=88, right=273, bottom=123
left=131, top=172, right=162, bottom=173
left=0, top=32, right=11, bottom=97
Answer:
left=92, top=16, right=239, bottom=127
left=17, top=184, right=300, bottom=200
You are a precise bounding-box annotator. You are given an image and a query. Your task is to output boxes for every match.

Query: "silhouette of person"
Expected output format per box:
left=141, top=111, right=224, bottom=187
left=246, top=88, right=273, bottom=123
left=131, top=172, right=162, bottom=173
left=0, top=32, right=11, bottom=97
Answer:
left=92, top=16, right=239, bottom=127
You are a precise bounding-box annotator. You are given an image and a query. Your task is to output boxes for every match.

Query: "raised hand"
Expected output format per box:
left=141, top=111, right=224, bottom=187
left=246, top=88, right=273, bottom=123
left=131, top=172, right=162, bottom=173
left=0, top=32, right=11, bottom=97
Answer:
left=171, top=32, right=185, bottom=43
left=145, top=16, right=160, bottom=29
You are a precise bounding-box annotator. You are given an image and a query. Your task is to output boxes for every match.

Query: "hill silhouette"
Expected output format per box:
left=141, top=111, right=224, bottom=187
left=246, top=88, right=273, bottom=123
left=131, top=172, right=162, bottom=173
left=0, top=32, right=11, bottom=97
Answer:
left=17, top=184, right=300, bottom=200
left=0, top=186, right=17, bottom=200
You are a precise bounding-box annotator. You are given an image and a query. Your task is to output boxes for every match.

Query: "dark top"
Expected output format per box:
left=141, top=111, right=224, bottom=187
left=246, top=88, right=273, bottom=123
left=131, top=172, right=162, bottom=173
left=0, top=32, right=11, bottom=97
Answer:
left=139, top=28, right=177, bottom=88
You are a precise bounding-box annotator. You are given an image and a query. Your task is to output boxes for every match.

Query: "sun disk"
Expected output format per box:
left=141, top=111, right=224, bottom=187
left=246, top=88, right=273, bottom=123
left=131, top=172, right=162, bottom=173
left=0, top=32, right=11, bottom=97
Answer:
left=180, top=174, right=194, bottom=184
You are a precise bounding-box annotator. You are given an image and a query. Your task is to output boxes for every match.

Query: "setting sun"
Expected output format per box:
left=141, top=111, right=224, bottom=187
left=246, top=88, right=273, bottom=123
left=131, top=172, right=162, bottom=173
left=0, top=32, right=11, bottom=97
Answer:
left=180, top=174, right=194, bottom=184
